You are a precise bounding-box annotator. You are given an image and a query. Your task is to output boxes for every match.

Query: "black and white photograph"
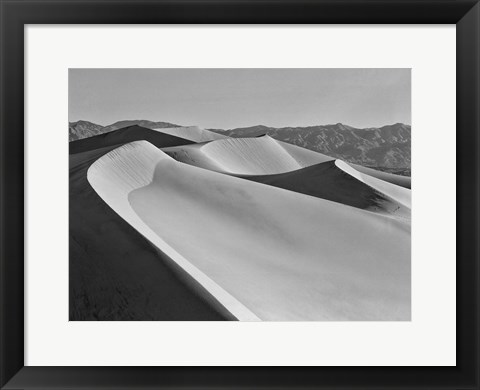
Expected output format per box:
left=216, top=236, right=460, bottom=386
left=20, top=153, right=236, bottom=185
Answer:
left=69, top=68, right=411, bottom=321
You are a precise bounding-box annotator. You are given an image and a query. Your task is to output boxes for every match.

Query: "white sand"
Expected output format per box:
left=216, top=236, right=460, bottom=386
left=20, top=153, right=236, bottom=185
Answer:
left=88, top=141, right=411, bottom=321
left=351, top=164, right=411, bottom=189
left=152, top=126, right=227, bottom=143
left=162, top=135, right=333, bottom=175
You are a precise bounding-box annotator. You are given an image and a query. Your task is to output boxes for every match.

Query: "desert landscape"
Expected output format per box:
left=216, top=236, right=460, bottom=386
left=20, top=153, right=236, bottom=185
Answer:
left=69, top=68, right=411, bottom=321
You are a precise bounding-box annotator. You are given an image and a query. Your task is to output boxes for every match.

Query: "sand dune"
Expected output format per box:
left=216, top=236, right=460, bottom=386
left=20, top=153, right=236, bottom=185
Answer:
left=162, top=135, right=333, bottom=175
left=88, top=141, right=411, bottom=321
left=161, top=134, right=410, bottom=192
left=70, top=141, right=228, bottom=320
left=152, top=126, right=228, bottom=143
left=69, top=125, right=194, bottom=154
left=244, top=160, right=410, bottom=218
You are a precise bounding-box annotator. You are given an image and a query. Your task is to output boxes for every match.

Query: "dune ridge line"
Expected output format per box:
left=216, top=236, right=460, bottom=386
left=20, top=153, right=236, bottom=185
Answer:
left=161, top=135, right=333, bottom=175
left=87, top=141, right=261, bottom=321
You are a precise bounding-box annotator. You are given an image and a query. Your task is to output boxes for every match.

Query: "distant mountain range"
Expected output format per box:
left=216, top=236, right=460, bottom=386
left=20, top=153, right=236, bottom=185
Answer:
left=68, top=121, right=104, bottom=141
left=209, top=123, right=411, bottom=175
left=69, top=120, right=411, bottom=175
left=69, top=120, right=180, bottom=141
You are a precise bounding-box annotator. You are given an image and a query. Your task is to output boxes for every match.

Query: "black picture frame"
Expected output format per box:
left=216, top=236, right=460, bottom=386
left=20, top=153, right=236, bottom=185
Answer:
left=1, top=1, right=479, bottom=389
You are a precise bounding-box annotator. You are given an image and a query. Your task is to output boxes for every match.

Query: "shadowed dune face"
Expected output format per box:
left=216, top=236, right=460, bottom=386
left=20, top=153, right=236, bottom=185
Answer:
left=88, top=141, right=411, bottom=321
left=70, top=140, right=229, bottom=320
left=69, top=125, right=195, bottom=154
left=162, top=135, right=333, bottom=175
left=335, top=160, right=411, bottom=209
left=243, top=160, right=410, bottom=218
left=152, top=126, right=228, bottom=143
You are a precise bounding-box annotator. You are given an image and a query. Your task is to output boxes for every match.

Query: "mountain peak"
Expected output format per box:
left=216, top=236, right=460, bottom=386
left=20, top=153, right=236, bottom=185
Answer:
left=335, top=123, right=349, bottom=130
left=69, top=119, right=100, bottom=126
left=69, top=120, right=104, bottom=141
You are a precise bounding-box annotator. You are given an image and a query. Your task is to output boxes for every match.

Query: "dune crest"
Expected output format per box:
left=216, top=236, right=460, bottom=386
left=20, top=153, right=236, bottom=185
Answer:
left=152, top=126, right=227, bottom=143
left=88, top=141, right=411, bottom=321
left=162, top=135, right=332, bottom=175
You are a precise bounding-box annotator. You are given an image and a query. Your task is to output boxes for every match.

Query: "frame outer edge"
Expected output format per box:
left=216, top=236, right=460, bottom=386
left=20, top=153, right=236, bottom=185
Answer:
left=457, top=1, right=480, bottom=388
left=1, top=0, right=479, bottom=389
left=0, top=1, right=25, bottom=388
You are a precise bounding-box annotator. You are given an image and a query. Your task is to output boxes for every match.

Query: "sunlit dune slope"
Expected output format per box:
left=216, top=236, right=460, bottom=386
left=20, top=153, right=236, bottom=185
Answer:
left=244, top=160, right=410, bottom=218
left=162, top=135, right=333, bottom=175
left=351, top=164, right=411, bottom=189
left=69, top=125, right=195, bottom=154
left=70, top=140, right=229, bottom=320
left=152, top=126, right=228, bottom=143
left=88, top=141, right=411, bottom=321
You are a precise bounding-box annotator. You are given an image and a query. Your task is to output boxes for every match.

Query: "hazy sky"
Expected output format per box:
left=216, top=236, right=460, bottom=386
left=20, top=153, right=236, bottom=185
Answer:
left=69, top=68, right=410, bottom=129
